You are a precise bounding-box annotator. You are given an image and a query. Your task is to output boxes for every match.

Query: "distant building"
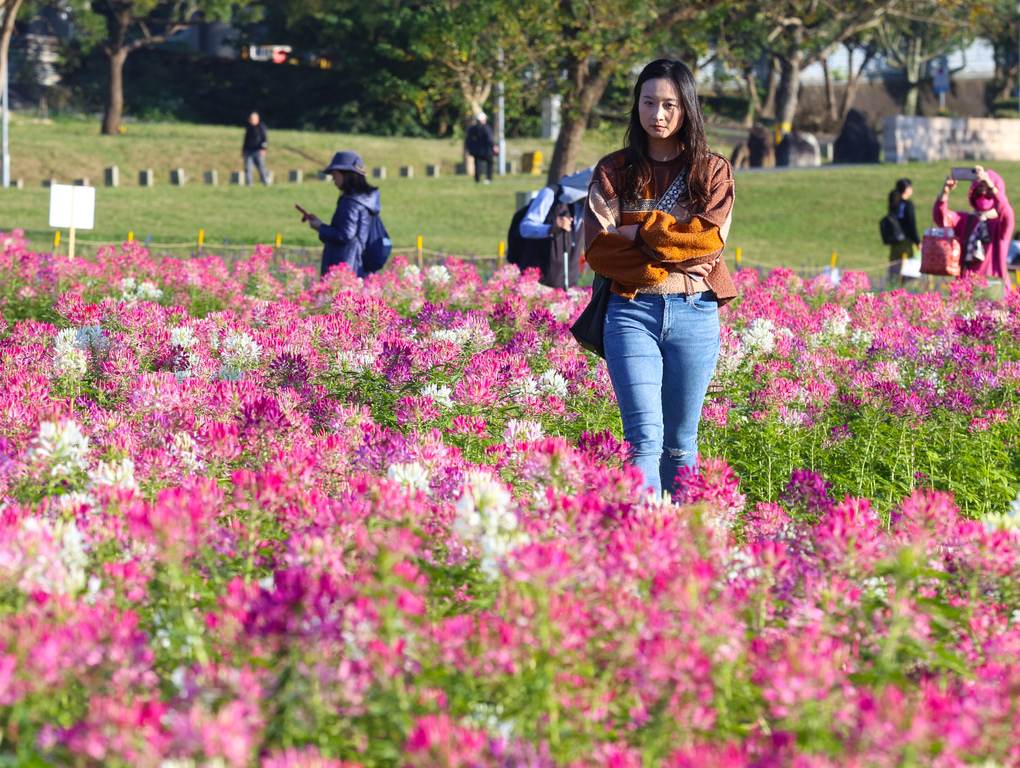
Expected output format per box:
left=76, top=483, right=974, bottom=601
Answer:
left=162, top=21, right=239, bottom=58
left=798, top=39, right=996, bottom=86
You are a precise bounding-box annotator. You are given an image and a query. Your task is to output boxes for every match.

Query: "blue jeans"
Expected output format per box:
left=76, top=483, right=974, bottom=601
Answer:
left=604, top=291, right=721, bottom=497
left=244, top=151, right=269, bottom=186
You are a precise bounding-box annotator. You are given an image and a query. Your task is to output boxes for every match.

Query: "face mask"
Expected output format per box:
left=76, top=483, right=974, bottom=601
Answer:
left=969, top=170, right=1004, bottom=212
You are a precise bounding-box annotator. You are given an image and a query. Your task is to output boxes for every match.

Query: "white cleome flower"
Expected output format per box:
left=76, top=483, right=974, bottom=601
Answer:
left=503, top=419, right=545, bottom=443
left=221, top=331, right=261, bottom=369
left=740, top=318, right=777, bottom=356
left=74, top=325, right=109, bottom=353
left=509, top=377, right=541, bottom=399
left=453, top=470, right=528, bottom=580
left=420, top=383, right=454, bottom=410
left=536, top=369, right=569, bottom=399
left=822, top=307, right=851, bottom=337
left=387, top=461, right=431, bottom=493
left=135, top=280, right=164, bottom=302
left=431, top=327, right=472, bottom=346
left=170, top=326, right=199, bottom=349
left=121, top=278, right=164, bottom=303
left=28, top=420, right=90, bottom=477
left=20, top=516, right=88, bottom=594
left=850, top=328, right=874, bottom=349
left=425, top=265, right=452, bottom=284
left=88, top=456, right=137, bottom=490
left=169, top=432, right=204, bottom=474
left=336, top=350, right=377, bottom=373
left=217, top=364, right=244, bottom=382
left=52, top=329, right=88, bottom=380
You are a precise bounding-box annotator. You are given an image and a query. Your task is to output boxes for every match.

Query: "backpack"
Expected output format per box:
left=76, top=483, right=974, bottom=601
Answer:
left=362, top=213, right=392, bottom=273
left=506, top=185, right=562, bottom=269
left=506, top=205, right=530, bottom=266
left=879, top=213, right=905, bottom=246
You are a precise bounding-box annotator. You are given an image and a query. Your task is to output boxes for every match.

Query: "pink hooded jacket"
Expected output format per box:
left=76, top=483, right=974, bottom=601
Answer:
left=933, top=169, right=1014, bottom=287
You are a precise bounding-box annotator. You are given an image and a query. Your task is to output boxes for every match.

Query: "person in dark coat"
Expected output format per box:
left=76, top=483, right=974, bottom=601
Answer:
left=304, top=151, right=381, bottom=278
left=887, top=178, right=921, bottom=284
left=465, top=112, right=498, bottom=183
left=242, top=112, right=270, bottom=186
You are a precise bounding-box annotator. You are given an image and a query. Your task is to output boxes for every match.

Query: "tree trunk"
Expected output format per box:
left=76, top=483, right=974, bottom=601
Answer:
left=775, top=50, right=803, bottom=133
left=545, top=54, right=613, bottom=186
left=840, top=45, right=875, bottom=120
left=0, top=0, right=23, bottom=112
left=743, top=66, right=758, bottom=126
left=0, top=0, right=17, bottom=186
left=760, top=56, right=779, bottom=118
left=822, top=60, right=838, bottom=123
left=102, top=47, right=128, bottom=134
left=101, top=5, right=132, bottom=135
left=903, top=37, right=923, bottom=117
left=991, top=46, right=1017, bottom=101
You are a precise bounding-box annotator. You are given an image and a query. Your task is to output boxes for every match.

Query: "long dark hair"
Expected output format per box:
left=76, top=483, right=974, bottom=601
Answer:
left=341, top=170, right=377, bottom=195
left=622, top=59, right=712, bottom=210
left=888, top=178, right=911, bottom=216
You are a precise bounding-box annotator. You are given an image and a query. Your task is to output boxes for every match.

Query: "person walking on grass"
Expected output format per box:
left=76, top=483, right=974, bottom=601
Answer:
left=465, top=112, right=498, bottom=184
left=583, top=58, right=736, bottom=499
left=242, top=112, right=270, bottom=186
left=303, top=151, right=380, bottom=278
left=886, top=178, right=921, bottom=285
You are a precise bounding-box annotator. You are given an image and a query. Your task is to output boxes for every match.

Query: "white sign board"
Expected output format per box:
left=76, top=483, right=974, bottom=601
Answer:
left=48, top=184, right=95, bottom=230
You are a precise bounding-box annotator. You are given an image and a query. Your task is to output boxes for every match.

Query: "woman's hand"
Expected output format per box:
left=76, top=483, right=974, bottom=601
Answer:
left=616, top=224, right=639, bottom=241
left=974, top=164, right=999, bottom=197
left=681, top=257, right=718, bottom=280
left=941, top=177, right=957, bottom=199
left=308, top=215, right=323, bottom=232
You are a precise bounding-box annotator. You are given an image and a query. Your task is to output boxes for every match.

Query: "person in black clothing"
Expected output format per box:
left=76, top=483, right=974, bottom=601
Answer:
left=887, top=178, right=921, bottom=284
left=242, top=112, right=270, bottom=186
left=465, top=112, right=498, bottom=184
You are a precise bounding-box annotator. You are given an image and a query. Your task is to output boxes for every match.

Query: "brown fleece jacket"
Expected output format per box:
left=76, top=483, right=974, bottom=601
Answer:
left=583, top=150, right=736, bottom=302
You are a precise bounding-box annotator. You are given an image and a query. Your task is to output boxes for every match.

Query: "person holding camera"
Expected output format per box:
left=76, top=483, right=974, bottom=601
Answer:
left=935, top=165, right=1014, bottom=287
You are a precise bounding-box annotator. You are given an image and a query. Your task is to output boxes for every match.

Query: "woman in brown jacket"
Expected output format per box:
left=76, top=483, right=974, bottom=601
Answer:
left=584, top=58, right=735, bottom=498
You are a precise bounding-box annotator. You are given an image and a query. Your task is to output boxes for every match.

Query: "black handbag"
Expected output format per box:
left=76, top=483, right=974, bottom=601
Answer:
left=569, top=273, right=610, bottom=358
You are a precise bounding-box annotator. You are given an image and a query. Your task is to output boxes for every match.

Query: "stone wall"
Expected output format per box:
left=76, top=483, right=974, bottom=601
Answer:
left=882, top=116, right=1020, bottom=164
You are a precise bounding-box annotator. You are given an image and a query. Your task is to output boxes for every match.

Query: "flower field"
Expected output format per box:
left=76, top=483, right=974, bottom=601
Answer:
left=2, top=230, right=1020, bottom=767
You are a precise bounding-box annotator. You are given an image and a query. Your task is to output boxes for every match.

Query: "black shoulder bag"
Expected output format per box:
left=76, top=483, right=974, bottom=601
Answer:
left=569, top=272, right=610, bottom=358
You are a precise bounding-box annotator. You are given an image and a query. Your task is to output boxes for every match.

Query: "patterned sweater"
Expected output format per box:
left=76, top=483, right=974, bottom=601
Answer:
left=584, top=150, right=736, bottom=303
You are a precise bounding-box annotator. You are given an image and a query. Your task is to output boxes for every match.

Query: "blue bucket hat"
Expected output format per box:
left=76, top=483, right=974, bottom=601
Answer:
left=323, top=150, right=366, bottom=175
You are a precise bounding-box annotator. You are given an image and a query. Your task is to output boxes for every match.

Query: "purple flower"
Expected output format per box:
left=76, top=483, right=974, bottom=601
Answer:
left=780, top=468, right=834, bottom=520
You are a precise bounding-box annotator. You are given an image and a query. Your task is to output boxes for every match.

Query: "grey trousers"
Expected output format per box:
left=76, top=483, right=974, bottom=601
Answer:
left=244, top=151, right=270, bottom=186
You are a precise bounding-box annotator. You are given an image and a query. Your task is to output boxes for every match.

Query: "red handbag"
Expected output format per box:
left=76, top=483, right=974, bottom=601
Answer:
left=920, top=227, right=961, bottom=277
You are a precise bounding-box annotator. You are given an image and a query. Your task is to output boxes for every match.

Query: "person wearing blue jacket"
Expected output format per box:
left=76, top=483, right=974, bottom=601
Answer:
left=306, top=151, right=381, bottom=278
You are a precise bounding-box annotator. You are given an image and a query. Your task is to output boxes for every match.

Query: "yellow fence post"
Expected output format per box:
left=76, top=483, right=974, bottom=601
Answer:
left=54, top=231, right=60, bottom=252
left=417, top=235, right=423, bottom=269
left=498, top=241, right=505, bottom=269
left=831, top=252, right=838, bottom=268
left=128, top=231, right=134, bottom=242
left=198, top=229, right=205, bottom=249
left=735, top=247, right=742, bottom=269
left=276, top=233, right=282, bottom=248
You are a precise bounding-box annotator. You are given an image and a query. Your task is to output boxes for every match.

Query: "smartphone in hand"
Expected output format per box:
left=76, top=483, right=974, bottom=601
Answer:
left=295, top=204, right=312, bottom=222
left=950, top=167, right=978, bottom=181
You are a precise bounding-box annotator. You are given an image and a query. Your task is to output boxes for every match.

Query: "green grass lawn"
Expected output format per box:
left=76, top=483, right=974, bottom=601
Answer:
left=1, top=116, right=1017, bottom=275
